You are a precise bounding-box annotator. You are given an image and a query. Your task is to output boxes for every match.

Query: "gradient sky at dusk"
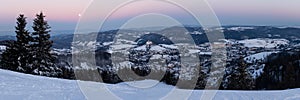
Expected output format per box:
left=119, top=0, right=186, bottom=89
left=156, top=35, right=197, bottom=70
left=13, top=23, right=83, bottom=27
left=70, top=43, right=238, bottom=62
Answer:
left=0, top=0, right=300, bottom=35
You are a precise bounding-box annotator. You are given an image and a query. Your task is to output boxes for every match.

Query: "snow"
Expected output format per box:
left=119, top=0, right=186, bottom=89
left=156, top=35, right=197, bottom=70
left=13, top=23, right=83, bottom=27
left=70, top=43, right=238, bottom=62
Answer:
left=1, top=69, right=300, bottom=99
left=244, top=52, right=277, bottom=63
left=190, top=31, right=203, bottom=35
left=277, top=26, right=300, bottom=29
left=0, top=69, right=84, bottom=100
left=51, top=48, right=71, bottom=55
left=134, top=45, right=147, bottom=51
left=199, top=52, right=212, bottom=55
left=150, top=45, right=166, bottom=51
left=219, top=39, right=234, bottom=44
left=79, top=62, right=93, bottom=69
left=0, top=45, right=6, bottom=50
left=103, top=42, right=114, bottom=46
left=111, top=44, right=135, bottom=50
left=159, top=44, right=178, bottom=49
left=74, top=41, right=97, bottom=47
left=189, top=49, right=200, bottom=54
left=248, top=64, right=265, bottom=79
left=253, top=64, right=265, bottom=79
left=227, top=27, right=254, bottom=31
left=239, top=39, right=289, bottom=48
left=134, top=45, right=166, bottom=51
left=151, top=54, right=163, bottom=59
left=115, top=39, right=137, bottom=44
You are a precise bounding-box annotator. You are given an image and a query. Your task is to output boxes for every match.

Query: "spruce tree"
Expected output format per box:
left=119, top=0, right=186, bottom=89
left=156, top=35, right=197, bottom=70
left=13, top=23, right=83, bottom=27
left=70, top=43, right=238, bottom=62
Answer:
left=30, top=12, right=58, bottom=76
left=0, top=14, right=31, bottom=72
left=15, top=14, right=31, bottom=72
left=226, top=58, right=255, bottom=90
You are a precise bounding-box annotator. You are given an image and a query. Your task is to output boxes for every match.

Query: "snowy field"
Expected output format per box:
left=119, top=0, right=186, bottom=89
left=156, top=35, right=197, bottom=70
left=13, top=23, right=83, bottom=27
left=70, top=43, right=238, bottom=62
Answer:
left=244, top=52, right=277, bottom=63
left=238, top=38, right=289, bottom=48
left=1, top=69, right=300, bottom=100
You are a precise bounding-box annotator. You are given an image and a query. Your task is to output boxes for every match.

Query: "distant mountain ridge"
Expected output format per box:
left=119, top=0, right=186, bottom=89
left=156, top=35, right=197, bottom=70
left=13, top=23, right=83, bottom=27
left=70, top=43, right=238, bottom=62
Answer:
left=1, top=26, right=300, bottom=49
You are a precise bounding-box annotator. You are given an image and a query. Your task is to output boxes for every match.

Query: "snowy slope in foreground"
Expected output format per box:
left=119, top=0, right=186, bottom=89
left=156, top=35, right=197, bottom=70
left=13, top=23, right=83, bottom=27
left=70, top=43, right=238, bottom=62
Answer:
left=1, top=69, right=300, bottom=100
left=0, top=69, right=84, bottom=100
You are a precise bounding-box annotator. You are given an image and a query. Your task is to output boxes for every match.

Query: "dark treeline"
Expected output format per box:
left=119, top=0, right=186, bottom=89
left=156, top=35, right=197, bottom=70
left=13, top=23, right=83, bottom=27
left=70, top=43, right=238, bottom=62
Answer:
left=256, top=51, right=300, bottom=90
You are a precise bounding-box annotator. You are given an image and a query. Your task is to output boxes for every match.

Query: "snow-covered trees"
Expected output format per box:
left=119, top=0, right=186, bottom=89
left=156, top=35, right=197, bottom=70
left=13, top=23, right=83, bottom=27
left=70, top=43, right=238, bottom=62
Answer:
left=225, top=58, right=255, bottom=90
left=1, top=14, right=30, bottom=72
left=30, top=12, right=60, bottom=76
left=0, top=41, right=19, bottom=71
left=256, top=51, right=300, bottom=89
left=15, top=14, right=32, bottom=72
left=1, top=13, right=62, bottom=77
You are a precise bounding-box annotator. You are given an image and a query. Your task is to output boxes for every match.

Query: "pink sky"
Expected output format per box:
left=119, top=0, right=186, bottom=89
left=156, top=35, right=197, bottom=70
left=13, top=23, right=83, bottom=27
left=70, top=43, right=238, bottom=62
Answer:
left=0, top=0, right=300, bottom=32
left=0, top=0, right=91, bottom=22
left=108, top=0, right=186, bottom=19
left=0, top=0, right=299, bottom=22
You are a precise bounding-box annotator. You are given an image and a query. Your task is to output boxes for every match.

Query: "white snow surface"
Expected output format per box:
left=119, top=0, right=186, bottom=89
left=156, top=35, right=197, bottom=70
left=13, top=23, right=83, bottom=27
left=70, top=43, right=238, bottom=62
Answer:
left=134, top=45, right=147, bottom=51
left=244, top=52, right=277, bottom=63
left=190, top=31, right=203, bottom=35
left=0, top=69, right=84, bottom=100
left=227, top=27, right=254, bottom=31
left=150, top=45, right=166, bottom=51
left=134, top=45, right=166, bottom=51
left=111, top=44, right=135, bottom=50
left=239, top=39, right=289, bottom=48
left=0, top=45, right=6, bottom=50
left=1, top=69, right=300, bottom=100
left=159, top=44, right=178, bottom=49
left=189, top=49, right=200, bottom=54
left=199, top=52, right=212, bottom=55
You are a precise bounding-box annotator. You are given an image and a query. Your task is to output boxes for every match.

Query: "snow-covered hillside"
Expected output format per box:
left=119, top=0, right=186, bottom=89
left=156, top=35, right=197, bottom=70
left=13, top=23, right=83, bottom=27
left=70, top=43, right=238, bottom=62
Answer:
left=1, top=69, right=300, bottom=100
left=238, top=38, right=289, bottom=48
left=227, top=27, right=255, bottom=31
left=244, top=52, right=277, bottom=63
